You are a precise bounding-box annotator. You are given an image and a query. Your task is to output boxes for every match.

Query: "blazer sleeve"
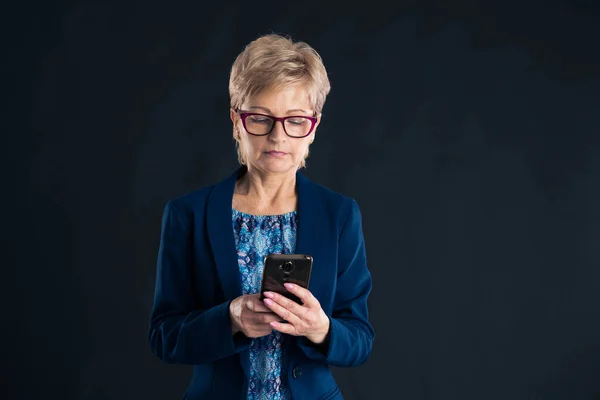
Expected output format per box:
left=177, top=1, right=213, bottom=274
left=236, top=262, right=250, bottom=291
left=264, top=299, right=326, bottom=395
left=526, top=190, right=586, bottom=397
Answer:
left=298, top=199, right=375, bottom=366
left=148, top=200, right=249, bottom=364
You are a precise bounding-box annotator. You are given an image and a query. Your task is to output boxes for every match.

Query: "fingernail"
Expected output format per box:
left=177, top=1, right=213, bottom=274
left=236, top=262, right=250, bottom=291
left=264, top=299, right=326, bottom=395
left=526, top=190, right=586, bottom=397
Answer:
left=284, top=283, right=294, bottom=289
left=263, top=292, right=274, bottom=298
left=264, top=299, right=273, bottom=306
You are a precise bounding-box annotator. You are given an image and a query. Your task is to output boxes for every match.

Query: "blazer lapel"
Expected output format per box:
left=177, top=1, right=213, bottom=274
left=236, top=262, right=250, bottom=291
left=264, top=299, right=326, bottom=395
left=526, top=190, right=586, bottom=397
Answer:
left=294, top=171, right=322, bottom=257
left=206, top=167, right=245, bottom=301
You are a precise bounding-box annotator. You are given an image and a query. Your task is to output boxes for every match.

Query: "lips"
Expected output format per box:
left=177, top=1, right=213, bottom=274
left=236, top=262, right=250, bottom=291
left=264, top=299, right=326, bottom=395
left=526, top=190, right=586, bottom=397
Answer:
left=266, top=151, right=287, bottom=156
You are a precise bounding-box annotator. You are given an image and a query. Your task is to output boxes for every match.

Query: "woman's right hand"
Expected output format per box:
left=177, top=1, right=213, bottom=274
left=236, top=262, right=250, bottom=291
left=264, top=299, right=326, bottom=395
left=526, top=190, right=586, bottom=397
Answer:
left=229, top=294, right=281, bottom=338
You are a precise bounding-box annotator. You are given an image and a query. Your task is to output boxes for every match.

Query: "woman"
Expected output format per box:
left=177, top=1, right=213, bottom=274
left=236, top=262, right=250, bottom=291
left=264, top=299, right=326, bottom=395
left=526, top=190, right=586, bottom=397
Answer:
left=148, top=33, right=374, bottom=400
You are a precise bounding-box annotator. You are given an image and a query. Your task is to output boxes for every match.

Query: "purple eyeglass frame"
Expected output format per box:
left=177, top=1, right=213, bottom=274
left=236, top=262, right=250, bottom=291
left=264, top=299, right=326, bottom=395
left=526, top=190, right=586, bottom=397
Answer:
left=235, top=109, right=318, bottom=138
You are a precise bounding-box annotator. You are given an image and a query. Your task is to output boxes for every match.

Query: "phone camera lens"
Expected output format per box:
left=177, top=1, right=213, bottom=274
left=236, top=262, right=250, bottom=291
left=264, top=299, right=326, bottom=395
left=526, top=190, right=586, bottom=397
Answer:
left=281, top=261, right=294, bottom=274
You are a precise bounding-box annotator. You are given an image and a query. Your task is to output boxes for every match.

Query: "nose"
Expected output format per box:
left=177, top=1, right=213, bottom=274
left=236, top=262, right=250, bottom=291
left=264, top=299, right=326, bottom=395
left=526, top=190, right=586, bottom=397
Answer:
left=269, top=120, right=287, bottom=141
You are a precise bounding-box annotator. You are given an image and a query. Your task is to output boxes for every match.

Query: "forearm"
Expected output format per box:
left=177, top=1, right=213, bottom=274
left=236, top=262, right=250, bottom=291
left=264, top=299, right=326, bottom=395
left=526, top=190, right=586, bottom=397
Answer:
left=149, top=300, right=249, bottom=365
left=324, top=317, right=373, bottom=366
left=298, top=314, right=373, bottom=366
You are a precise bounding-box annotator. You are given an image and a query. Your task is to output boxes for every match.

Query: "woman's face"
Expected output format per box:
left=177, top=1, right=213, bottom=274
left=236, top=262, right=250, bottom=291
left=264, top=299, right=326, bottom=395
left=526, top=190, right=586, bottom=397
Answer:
left=231, top=84, right=319, bottom=175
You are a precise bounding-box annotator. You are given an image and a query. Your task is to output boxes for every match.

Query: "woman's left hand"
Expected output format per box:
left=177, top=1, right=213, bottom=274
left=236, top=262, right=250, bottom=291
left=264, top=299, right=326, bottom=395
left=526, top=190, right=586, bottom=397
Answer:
left=263, top=283, right=330, bottom=344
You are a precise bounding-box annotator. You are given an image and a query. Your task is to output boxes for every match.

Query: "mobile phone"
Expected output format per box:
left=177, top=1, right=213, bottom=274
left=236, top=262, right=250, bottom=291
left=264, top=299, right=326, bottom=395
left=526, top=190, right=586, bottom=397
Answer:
left=260, top=254, right=313, bottom=304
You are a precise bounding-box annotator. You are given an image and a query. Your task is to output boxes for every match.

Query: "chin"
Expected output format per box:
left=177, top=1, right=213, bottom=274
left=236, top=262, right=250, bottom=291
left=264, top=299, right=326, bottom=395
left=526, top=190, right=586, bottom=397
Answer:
left=256, top=160, right=296, bottom=174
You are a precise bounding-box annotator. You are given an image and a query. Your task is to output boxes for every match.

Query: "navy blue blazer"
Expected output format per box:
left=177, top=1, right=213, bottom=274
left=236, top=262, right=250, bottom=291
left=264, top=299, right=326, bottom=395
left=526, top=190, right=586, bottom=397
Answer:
left=148, top=167, right=374, bottom=400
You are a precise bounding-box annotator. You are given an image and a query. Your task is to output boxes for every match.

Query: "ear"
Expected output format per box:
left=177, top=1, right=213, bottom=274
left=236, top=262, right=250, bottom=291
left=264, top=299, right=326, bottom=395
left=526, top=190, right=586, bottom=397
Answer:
left=314, top=112, right=322, bottom=130
left=310, top=113, right=322, bottom=142
left=231, top=109, right=240, bottom=139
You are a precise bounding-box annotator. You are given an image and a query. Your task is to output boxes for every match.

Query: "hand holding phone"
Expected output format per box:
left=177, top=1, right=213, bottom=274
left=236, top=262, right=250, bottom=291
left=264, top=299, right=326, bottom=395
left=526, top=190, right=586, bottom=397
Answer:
left=229, top=293, right=280, bottom=338
left=259, top=254, right=329, bottom=343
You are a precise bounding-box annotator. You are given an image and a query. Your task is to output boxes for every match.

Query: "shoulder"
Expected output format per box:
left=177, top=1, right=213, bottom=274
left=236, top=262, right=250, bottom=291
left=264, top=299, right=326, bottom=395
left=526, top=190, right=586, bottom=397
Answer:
left=163, top=170, right=234, bottom=215
left=300, top=173, right=360, bottom=223
left=166, top=185, right=213, bottom=211
left=156, top=186, right=213, bottom=228
left=167, top=167, right=241, bottom=206
left=311, top=180, right=355, bottom=208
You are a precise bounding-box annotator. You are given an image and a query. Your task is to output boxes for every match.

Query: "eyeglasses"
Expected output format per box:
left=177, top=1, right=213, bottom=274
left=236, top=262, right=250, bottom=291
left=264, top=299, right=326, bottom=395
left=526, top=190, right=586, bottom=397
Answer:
left=235, top=109, right=318, bottom=138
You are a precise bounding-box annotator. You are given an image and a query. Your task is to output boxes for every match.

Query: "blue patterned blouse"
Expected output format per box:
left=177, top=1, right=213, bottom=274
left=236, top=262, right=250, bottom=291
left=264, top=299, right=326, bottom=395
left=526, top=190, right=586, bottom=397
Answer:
left=232, top=208, right=298, bottom=400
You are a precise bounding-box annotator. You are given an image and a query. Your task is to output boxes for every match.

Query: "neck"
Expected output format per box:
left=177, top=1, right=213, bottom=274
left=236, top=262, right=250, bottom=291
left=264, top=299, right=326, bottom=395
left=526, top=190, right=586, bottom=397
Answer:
left=236, top=167, right=297, bottom=204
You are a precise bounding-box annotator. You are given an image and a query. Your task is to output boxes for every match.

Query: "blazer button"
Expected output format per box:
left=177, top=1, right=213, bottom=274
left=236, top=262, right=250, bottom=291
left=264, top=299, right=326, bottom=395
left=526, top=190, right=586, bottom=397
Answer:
left=292, top=366, right=303, bottom=379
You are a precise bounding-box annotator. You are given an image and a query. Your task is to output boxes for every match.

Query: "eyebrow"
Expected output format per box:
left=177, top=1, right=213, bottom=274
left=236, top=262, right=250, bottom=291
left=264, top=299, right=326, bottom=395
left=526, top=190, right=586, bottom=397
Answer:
left=248, top=106, right=309, bottom=115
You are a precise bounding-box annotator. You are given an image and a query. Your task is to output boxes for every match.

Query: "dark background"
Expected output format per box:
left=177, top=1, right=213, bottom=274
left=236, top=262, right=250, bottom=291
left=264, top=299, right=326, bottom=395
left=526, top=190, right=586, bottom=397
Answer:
left=6, top=1, right=600, bottom=399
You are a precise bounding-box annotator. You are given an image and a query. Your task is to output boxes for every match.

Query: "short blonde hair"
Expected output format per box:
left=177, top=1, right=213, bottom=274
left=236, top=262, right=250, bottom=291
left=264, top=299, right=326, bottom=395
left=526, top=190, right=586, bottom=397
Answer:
left=229, top=33, right=331, bottom=168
